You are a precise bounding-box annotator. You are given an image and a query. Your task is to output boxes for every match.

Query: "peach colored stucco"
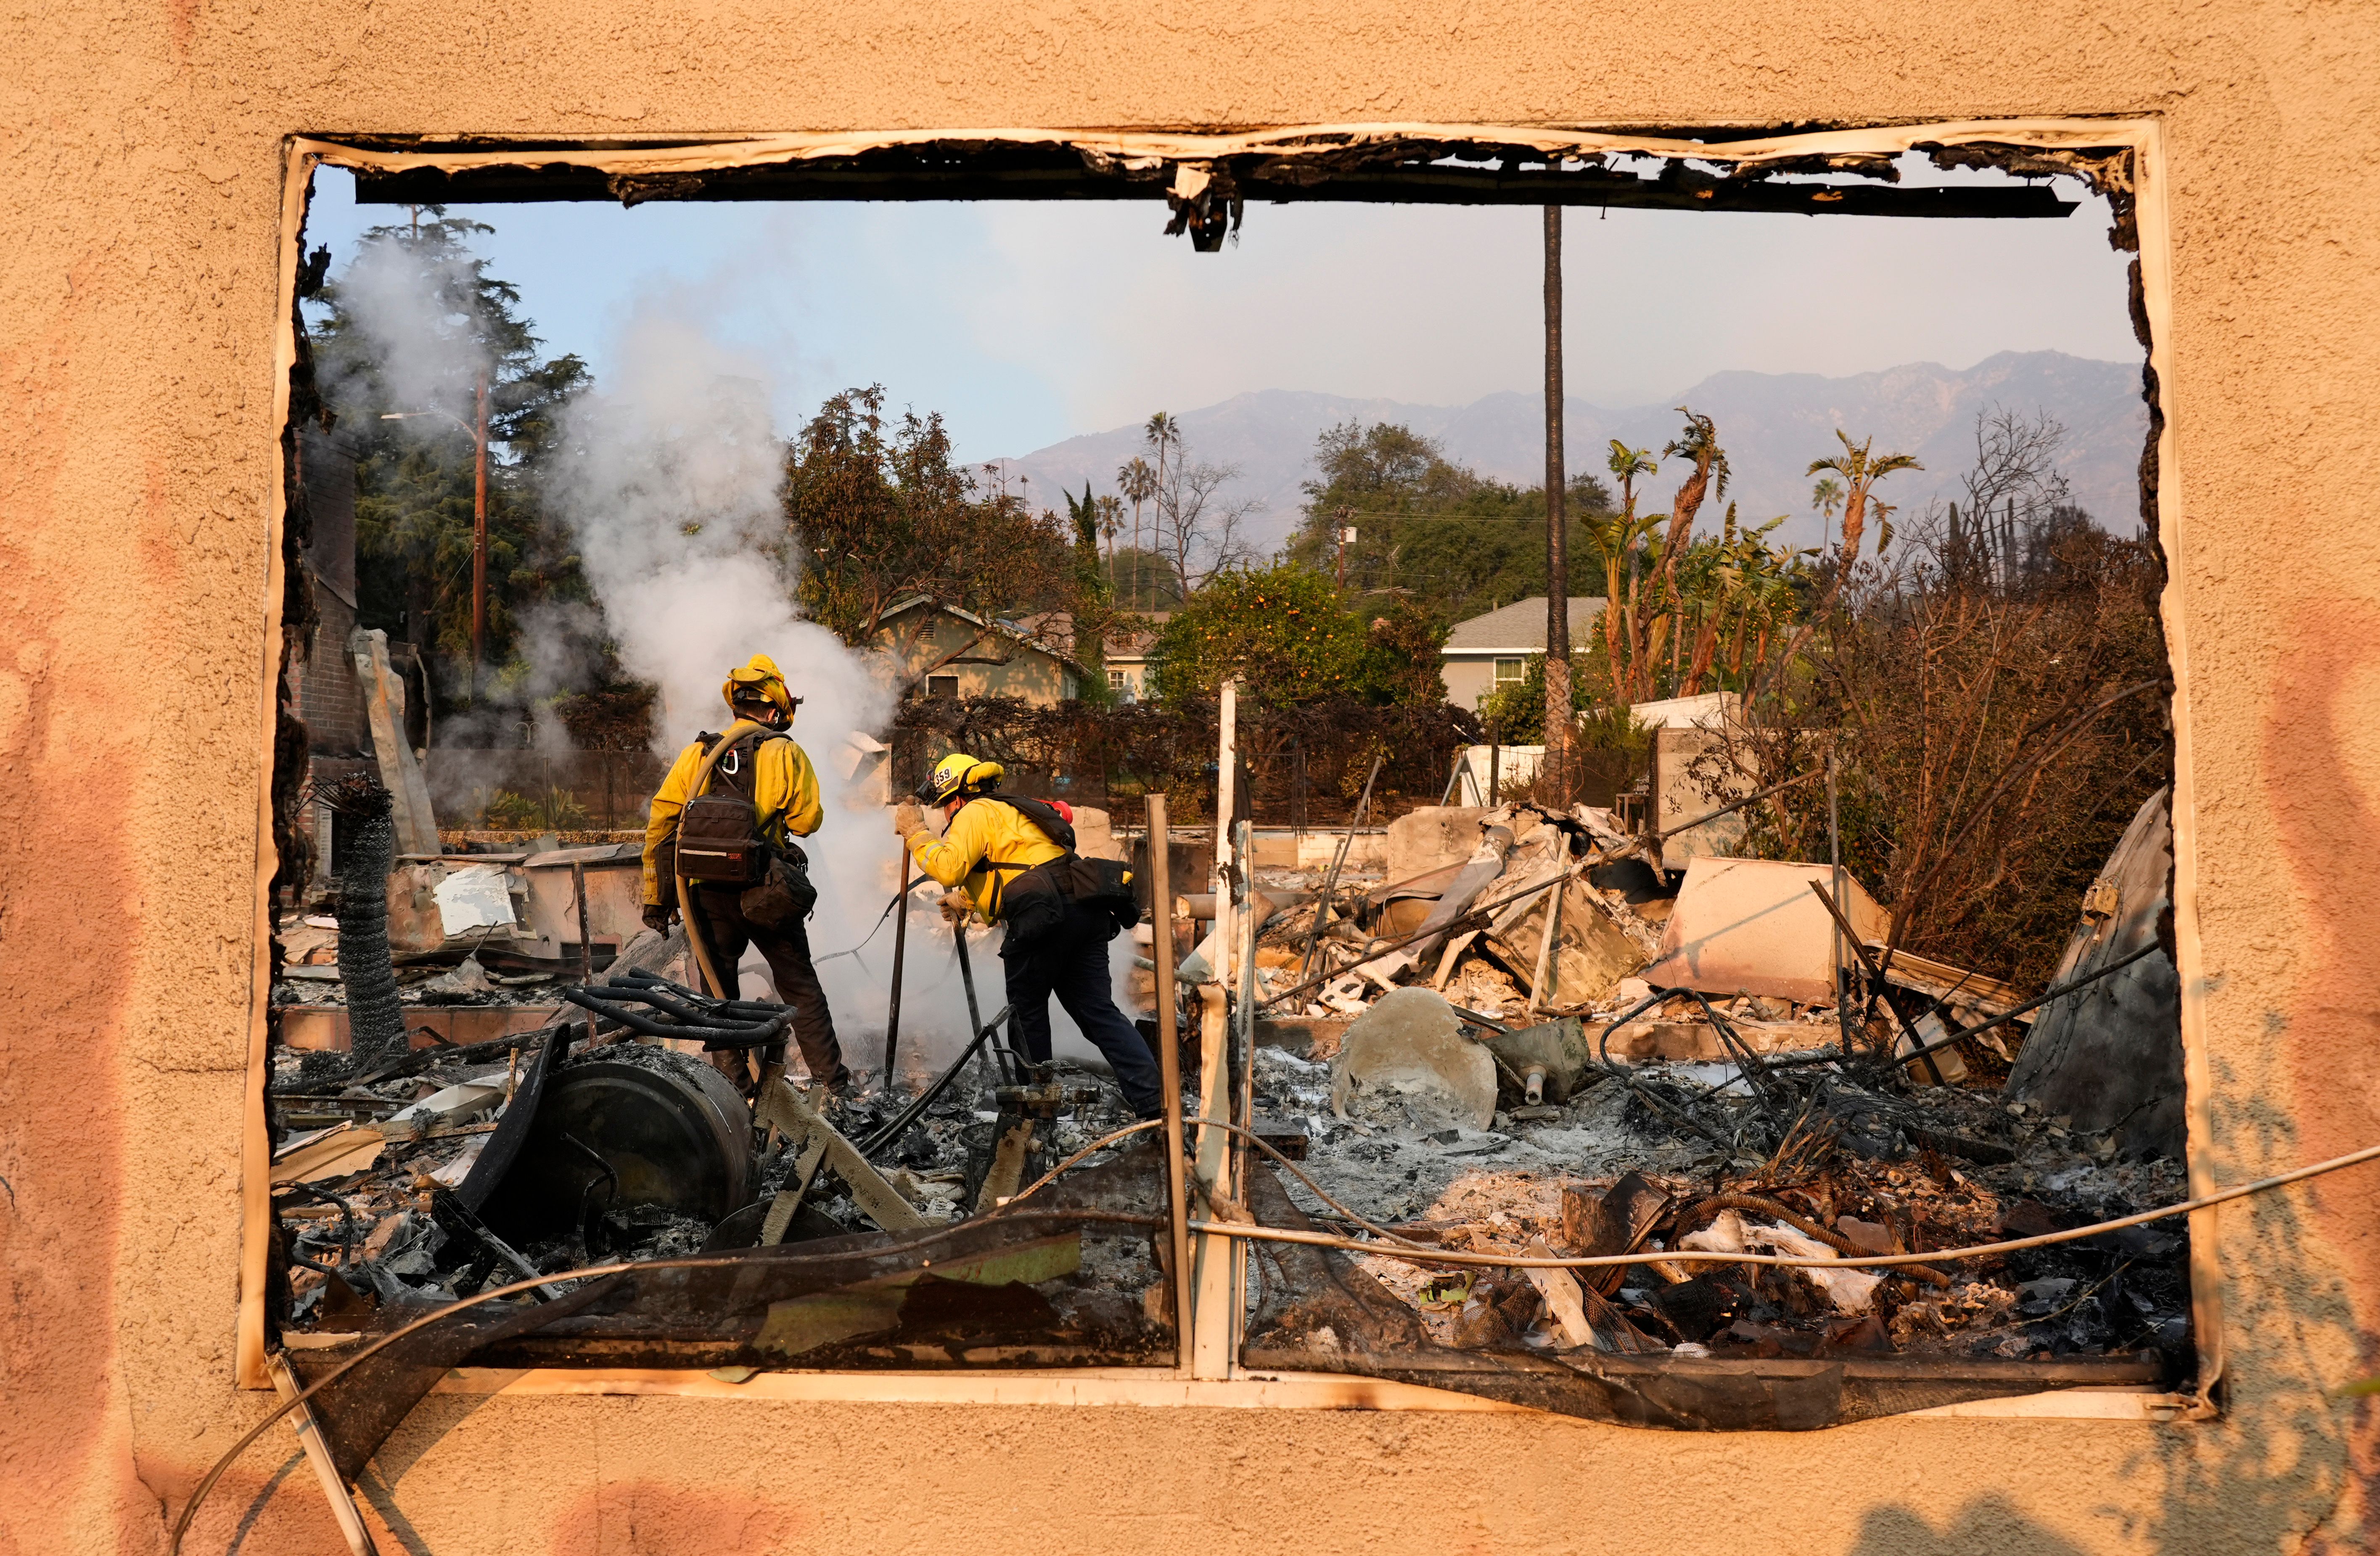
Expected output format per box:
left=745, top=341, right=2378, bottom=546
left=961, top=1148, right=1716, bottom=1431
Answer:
left=4, top=4, right=2380, bottom=1552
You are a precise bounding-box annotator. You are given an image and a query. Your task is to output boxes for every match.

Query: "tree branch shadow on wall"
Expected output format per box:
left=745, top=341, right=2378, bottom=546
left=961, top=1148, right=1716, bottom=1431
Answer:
left=1849, top=1058, right=2369, bottom=1555
left=1851, top=1496, right=2091, bottom=1556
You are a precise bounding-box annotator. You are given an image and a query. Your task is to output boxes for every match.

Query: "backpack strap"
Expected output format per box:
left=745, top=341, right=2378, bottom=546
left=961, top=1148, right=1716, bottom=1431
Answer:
left=953, top=796, right=1077, bottom=921
left=987, top=794, right=1078, bottom=852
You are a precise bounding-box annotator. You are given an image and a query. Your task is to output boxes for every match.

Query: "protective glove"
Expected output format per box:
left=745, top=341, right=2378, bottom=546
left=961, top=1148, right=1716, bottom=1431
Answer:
left=939, top=889, right=974, bottom=926
left=893, top=801, right=925, bottom=840
left=642, top=901, right=677, bottom=933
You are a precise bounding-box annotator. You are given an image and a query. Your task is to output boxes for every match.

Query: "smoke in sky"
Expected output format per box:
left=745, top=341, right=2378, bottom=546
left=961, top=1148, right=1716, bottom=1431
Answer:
left=323, top=217, right=1129, bottom=1082
left=537, top=286, right=1117, bottom=1080
left=325, top=231, right=493, bottom=419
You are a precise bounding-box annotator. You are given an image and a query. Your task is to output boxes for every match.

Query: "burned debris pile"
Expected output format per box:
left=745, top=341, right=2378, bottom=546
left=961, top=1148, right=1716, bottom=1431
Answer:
left=264, top=767, right=2191, bottom=1447
left=1195, top=788, right=2192, bottom=1397
left=269, top=969, right=1163, bottom=1342
left=268, top=788, right=1174, bottom=1456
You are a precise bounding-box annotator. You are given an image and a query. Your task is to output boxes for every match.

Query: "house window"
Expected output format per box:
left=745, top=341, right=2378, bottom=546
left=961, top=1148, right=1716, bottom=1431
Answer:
left=1493, top=657, right=1525, bottom=686
left=928, top=675, right=959, bottom=699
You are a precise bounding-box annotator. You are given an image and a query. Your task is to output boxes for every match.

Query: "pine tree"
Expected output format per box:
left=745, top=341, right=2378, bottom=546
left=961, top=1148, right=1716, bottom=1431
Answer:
left=309, top=211, right=592, bottom=712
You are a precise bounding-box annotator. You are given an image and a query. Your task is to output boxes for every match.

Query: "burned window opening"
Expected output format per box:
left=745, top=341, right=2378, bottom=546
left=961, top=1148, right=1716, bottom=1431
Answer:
left=260, top=123, right=2192, bottom=1452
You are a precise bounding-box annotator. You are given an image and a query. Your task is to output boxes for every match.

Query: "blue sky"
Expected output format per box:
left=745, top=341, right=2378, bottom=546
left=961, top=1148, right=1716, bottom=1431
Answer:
left=303, top=161, right=2139, bottom=466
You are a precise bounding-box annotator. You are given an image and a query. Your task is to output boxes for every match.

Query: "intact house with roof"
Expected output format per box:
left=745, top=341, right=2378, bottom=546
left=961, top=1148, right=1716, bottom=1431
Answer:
left=1439, top=596, right=1607, bottom=709
left=869, top=596, right=1088, bottom=705
left=1100, top=612, right=1171, bottom=704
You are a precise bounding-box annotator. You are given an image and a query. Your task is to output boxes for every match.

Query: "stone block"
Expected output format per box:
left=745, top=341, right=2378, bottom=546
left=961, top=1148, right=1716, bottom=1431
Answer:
left=1330, top=987, right=1495, bottom=1131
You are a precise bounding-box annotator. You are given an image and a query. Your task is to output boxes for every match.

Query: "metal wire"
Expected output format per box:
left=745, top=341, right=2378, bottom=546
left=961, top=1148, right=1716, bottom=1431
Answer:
left=994, top=1120, right=1164, bottom=1209
left=998, top=1115, right=1438, bottom=1254
left=188, top=1127, right=2380, bottom=1552
left=170, top=1209, right=1158, bottom=1556
left=1190, top=1136, right=2380, bottom=1273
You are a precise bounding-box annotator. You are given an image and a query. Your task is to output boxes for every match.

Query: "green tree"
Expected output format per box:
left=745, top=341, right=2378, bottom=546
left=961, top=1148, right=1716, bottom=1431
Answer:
left=1675, top=508, right=1817, bottom=696
left=1350, top=598, right=1451, bottom=706
left=1146, top=565, right=1371, bottom=707
left=785, top=385, right=1074, bottom=692
left=1478, top=653, right=1637, bottom=741
left=310, top=212, right=592, bottom=709
left=1285, top=421, right=1613, bottom=622
left=1064, top=483, right=1113, bottom=704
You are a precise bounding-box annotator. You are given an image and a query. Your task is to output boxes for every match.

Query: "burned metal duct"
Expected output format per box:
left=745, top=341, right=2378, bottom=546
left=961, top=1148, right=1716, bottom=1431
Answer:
left=322, top=775, right=406, bottom=1068
left=477, top=1048, right=755, bottom=1244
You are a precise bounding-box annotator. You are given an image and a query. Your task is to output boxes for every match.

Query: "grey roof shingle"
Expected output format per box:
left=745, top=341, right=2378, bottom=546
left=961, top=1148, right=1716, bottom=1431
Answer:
left=1442, top=596, right=1606, bottom=655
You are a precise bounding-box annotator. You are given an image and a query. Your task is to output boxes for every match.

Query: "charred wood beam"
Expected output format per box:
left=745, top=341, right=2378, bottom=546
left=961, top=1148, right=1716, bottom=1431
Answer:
left=356, top=159, right=2074, bottom=219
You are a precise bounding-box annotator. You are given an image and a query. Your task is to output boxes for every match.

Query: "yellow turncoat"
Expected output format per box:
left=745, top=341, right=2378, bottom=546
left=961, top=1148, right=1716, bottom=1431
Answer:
left=904, top=798, right=1065, bottom=923
left=641, top=732, right=822, bottom=906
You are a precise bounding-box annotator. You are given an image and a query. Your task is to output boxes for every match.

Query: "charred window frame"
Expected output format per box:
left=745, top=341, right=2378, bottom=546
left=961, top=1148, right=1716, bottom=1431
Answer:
left=244, top=117, right=2205, bottom=1428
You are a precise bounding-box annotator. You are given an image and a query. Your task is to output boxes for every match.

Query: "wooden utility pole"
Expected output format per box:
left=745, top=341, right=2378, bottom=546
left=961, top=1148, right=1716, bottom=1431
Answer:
left=470, top=366, right=490, bottom=699
left=1542, top=205, right=1572, bottom=806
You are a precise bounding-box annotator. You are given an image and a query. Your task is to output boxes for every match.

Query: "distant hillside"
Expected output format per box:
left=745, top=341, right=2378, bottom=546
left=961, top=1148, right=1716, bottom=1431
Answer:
left=992, top=350, right=2147, bottom=556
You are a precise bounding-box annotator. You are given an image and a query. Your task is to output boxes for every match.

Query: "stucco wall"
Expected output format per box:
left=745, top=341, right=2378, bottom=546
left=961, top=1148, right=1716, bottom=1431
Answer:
left=876, top=610, right=1077, bottom=704
left=4, top=5, right=2380, bottom=1553
left=1443, top=654, right=1507, bottom=709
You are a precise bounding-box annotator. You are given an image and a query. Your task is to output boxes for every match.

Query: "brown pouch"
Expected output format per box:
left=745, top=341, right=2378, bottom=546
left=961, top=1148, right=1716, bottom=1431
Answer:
left=676, top=791, right=764, bottom=884
left=739, top=844, right=816, bottom=931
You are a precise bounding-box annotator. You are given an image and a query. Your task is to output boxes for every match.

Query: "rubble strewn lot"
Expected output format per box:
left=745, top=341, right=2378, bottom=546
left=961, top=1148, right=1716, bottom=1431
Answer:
left=265, top=786, right=2189, bottom=1443
left=266, top=821, right=1163, bottom=1375
left=1226, top=796, right=2191, bottom=1379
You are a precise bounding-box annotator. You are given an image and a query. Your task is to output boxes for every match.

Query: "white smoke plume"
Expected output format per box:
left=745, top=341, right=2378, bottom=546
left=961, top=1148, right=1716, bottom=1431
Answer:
left=541, top=290, right=1118, bottom=1082
left=327, top=232, right=492, bottom=418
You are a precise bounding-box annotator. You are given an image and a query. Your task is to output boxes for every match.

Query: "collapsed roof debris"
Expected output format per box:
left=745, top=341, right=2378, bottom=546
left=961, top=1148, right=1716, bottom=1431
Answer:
left=345, top=127, right=2088, bottom=255
left=1179, top=790, right=2192, bottom=1418
left=259, top=754, right=2193, bottom=1487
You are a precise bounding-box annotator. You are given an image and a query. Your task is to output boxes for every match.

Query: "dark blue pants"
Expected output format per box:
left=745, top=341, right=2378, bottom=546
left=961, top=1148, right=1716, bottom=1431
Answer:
left=1002, top=900, right=1164, bottom=1117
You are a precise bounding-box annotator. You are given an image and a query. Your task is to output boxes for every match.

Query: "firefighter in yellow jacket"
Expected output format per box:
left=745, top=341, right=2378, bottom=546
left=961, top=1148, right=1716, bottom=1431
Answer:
left=895, top=753, right=1162, bottom=1118
left=643, top=655, right=849, bottom=1093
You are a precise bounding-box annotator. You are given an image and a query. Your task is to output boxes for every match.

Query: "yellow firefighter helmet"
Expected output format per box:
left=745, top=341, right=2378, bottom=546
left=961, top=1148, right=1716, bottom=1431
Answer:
left=721, top=654, right=799, bottom=720
left=918, top=752, right=1003, bottom=807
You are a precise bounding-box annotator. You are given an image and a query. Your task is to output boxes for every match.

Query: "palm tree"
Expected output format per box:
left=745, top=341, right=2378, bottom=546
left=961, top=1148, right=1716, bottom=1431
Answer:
left=1810, top=475, right=1843, bottom=551
left=1806, top=431, right=1920, bottom=566
left=1117, top=455, right=1157, bottom=608
left=1662, top=410, right=1731, bottom=532
left=1143, top=411, right=1178, bottom=495
left=1143, top=413, right=1181, bottom=611
left=1653, top=410, right=1729, bottom=693
left=1096, top=493, right=1123, bottom=577
left=1608, top=441, right=1658, bottom=514
left=1599, top=441, right=1661, bottom=700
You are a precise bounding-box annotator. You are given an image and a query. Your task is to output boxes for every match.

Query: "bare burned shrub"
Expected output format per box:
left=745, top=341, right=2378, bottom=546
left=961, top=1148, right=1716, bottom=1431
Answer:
left=1724, top=522, right=2167, bottom=987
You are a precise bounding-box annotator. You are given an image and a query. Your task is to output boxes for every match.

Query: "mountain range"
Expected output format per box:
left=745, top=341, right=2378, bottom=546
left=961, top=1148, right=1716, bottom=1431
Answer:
left=990, top=350, right=2147, bottom=557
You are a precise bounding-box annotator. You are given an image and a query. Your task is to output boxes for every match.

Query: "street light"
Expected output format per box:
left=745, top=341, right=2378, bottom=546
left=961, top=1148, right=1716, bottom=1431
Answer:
left=381, top=365, right=490, bottom=699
